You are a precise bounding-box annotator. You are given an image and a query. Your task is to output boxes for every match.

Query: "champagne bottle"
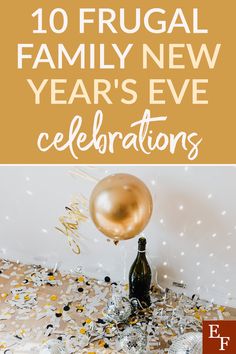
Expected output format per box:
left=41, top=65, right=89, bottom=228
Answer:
left=129, top=237, right=152, bottom=307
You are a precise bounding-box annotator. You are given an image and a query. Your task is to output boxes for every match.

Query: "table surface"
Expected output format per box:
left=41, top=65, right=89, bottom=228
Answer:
left=0, top=259, right=235, bottom=354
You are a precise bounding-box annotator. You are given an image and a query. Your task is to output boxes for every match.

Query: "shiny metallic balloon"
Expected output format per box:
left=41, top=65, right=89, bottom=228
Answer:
left=169, top=332, right=202, bottom=354
left=89, top=174, right=153, bottom=240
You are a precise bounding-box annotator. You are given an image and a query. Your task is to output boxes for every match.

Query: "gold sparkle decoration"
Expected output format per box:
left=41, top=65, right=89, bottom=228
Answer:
left=69, top=167, right=99, bottom=183
left=56, top=197, right=88, bottom=254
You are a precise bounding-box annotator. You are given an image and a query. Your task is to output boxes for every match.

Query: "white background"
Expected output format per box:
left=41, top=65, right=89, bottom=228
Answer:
left=0, top=166, right=235, bottom=307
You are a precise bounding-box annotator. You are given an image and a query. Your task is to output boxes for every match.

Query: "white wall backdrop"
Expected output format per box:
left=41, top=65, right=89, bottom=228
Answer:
left=0, top=166, right=235, bottom=307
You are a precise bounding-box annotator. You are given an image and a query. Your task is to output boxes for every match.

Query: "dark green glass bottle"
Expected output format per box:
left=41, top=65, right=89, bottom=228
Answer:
left=129, top=237, right=152, bottom=307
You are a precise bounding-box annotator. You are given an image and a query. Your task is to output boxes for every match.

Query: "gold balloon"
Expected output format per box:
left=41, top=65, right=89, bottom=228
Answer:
left=89, top=174, right=153, bottom=241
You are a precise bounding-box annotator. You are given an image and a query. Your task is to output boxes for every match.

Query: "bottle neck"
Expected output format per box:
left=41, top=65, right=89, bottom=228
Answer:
left=137, top=245, right=146, bottom=257
left=137, top=237, right=147, bottom=255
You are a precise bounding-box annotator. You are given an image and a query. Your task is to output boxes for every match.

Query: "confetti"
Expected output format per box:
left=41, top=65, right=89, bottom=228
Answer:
left=0, top=259, right=234, bottom=353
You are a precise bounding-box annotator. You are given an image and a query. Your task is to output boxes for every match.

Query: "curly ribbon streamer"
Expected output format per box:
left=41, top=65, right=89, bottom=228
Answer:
left=56, top=197, right=88, bottom=254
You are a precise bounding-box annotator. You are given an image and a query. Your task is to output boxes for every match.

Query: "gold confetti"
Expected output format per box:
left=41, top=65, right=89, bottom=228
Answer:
left=129, top=318, right=138, bottom=325
left=76, top=305, right=84, bottom=312
left=77, top=276, right=84, bottom=283
left=50, top=295, right=58, bottom=301
left=218, top=306, right=225, bottom=312
left=79, top=328, right=87, bottom=334
left=200, top=309, right=207, bottom=313
left=98, top=339, right=105, bottom=347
